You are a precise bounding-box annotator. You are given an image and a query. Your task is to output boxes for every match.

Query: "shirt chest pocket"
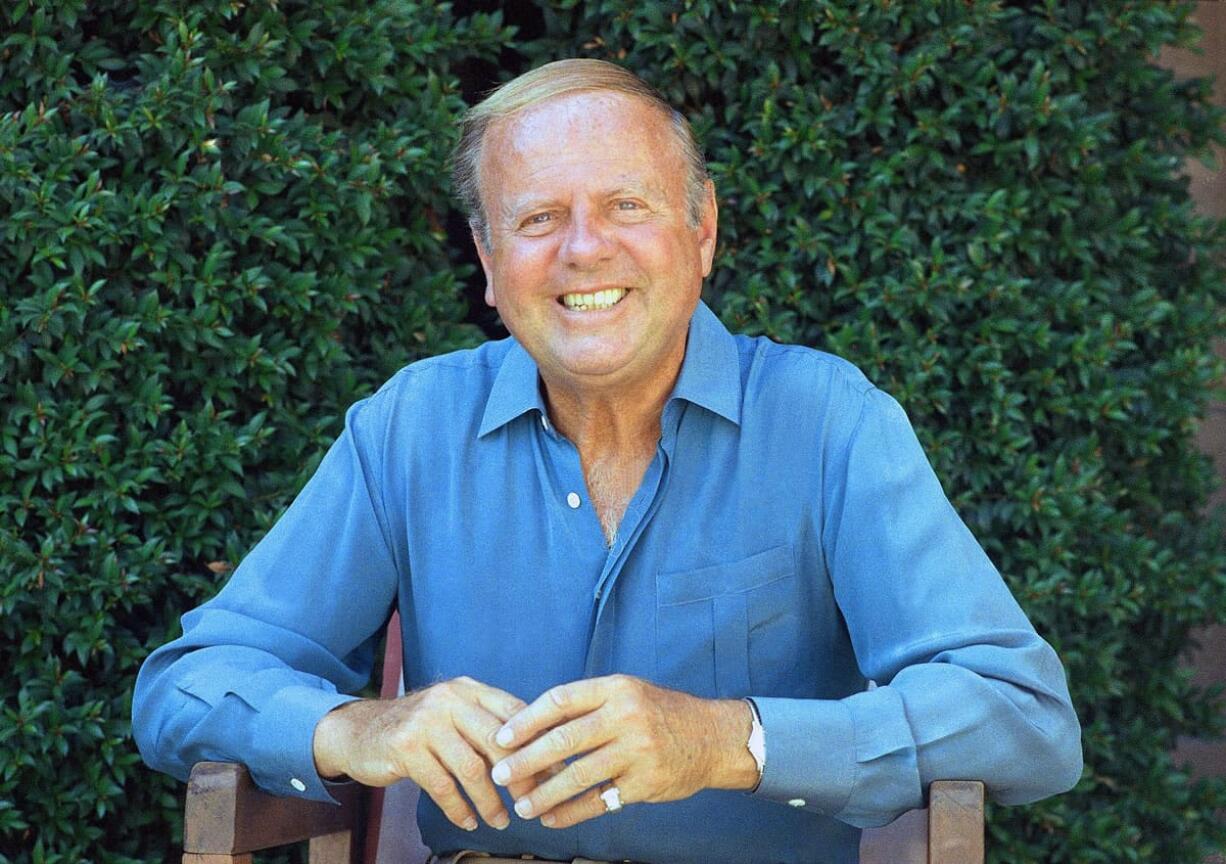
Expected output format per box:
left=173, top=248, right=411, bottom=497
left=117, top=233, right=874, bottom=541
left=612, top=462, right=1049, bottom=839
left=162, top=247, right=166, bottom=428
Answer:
left=654, top=544, right=796, bottom=699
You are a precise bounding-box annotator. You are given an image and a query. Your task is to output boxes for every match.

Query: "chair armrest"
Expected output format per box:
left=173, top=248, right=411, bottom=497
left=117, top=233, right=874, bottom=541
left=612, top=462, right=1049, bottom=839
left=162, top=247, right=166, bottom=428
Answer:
left=928, top=780, right=985, bottom=864
left=861, top=780, right=984, bottom=864
left=184, top=762, right=366, bottom=856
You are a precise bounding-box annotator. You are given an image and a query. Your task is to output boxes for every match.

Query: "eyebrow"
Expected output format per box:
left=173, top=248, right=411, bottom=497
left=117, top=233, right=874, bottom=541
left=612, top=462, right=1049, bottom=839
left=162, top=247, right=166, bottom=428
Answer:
left=501, top=184, right=666, bottom=220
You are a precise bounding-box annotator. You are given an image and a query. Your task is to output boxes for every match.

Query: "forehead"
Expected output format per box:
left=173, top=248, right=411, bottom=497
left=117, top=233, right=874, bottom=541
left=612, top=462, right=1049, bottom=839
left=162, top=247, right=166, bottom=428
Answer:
left=479, top=91, right=684, bottom=206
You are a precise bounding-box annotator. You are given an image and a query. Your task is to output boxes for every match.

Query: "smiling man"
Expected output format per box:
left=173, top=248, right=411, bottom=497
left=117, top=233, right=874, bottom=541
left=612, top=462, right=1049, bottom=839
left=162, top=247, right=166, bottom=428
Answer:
left=134, top=60, right=1082, bottom=864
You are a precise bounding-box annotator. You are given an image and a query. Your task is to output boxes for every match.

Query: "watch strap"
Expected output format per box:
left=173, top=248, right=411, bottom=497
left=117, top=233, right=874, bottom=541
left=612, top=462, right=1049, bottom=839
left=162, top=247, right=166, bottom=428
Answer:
left=742, top=697, right=766, bottom=791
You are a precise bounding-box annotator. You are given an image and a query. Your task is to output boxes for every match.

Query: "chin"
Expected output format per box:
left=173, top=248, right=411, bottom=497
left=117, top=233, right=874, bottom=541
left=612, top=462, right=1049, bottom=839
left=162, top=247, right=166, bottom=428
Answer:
left=551, top=341, right=638, bottom=374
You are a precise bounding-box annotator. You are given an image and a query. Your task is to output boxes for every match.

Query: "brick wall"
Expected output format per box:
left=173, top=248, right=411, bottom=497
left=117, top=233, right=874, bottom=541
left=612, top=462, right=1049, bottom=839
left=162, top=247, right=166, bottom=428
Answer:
left=1156, top=1, right=1226, bottom=786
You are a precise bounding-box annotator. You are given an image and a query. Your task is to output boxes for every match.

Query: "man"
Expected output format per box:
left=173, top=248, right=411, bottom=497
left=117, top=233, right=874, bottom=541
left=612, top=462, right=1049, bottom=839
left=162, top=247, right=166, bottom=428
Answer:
left=134, top=59, right=1082, bottom=864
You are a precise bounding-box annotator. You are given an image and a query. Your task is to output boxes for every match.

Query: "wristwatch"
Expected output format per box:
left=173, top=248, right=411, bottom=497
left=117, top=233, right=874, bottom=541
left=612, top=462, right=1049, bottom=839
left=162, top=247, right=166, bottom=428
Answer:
left=743, top=697, right=766, bottom=791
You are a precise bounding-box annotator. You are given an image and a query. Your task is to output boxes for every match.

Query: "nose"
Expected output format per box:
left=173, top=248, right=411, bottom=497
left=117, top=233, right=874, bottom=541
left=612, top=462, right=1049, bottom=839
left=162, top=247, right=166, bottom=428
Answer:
left=558, top=204, right=615, bottom=269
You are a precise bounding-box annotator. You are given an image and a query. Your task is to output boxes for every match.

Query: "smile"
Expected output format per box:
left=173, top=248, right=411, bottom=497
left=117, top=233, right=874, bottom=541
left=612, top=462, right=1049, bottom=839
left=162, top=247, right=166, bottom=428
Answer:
left=560, top=288, right=627, bottom=311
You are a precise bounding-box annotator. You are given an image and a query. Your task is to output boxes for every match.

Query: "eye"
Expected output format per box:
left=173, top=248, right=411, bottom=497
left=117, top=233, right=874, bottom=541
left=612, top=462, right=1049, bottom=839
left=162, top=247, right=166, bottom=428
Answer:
left=614, top=200, right=641, bottom=211
left=517, top=211, right=557, bottom=234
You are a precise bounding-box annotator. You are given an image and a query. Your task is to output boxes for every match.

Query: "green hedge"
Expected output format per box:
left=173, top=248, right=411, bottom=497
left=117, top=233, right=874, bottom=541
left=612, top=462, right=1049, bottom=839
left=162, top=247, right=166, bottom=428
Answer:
left=0, top=2, right=508, bottom=861
left=3, top=1, right=1225, bottom=862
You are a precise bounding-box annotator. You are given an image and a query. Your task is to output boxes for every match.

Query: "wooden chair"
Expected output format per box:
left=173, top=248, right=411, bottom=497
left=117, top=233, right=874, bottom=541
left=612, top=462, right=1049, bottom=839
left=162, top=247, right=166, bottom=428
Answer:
left=181, top=614, right=986, bottom=864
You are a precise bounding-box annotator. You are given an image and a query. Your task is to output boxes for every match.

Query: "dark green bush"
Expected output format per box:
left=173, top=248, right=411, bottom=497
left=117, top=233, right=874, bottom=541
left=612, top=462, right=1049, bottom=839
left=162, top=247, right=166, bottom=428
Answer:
left=0, top=2, right=507, bottom=861
left=3, top=1, right=1224, bottom=862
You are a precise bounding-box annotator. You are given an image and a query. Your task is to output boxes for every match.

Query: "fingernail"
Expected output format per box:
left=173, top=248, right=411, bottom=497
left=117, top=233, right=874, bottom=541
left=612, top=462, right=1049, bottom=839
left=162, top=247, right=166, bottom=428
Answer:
left=463, top=817, right=478, bottom=831
left=496, top=726, right=514, bottom=747
left=493, top=812, right=510, bottom=830
left=540, top=813, right=556, bottom=828
left=514, top=798, right=533, bottom=818
left=492, top=761, right=510, bottom=785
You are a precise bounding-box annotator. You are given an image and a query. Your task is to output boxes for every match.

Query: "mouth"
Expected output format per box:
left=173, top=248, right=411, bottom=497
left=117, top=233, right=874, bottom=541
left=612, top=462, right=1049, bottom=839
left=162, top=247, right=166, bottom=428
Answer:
left=558, top=287, right=628, bottom=312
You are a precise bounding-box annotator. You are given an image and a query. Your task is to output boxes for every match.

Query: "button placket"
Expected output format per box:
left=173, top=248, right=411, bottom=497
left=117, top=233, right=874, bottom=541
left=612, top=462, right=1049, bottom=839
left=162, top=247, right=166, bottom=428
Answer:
left=583, top=447, right=671, bottom=678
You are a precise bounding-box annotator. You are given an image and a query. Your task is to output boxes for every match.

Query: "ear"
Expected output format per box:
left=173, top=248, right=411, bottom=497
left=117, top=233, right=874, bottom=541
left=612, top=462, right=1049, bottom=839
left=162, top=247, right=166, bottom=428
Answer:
left=697, top=180, right=719, bottom=278
left=472, top=225, right=497, bottom=307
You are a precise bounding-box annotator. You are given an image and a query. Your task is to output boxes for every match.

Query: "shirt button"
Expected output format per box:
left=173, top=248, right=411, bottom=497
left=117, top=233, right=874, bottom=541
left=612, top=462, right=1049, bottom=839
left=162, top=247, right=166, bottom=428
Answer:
left=540, top=414, right=550, bottom=431
left=566, top=492, right=581, bottom=509
left=290, top=778, right=307, bottom=792
left=788, top=798, right=806, bottom=808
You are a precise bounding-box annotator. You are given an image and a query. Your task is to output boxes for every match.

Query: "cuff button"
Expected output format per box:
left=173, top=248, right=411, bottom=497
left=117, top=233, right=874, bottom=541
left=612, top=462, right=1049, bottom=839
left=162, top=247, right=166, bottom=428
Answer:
left=290, top=778, right=307, bottom=792
left=788, top=798, right=806, bottom=808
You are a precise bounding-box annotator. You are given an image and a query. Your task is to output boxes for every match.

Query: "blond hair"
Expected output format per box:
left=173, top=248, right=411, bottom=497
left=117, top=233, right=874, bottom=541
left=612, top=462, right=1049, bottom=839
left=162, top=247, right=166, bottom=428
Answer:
left=452, top=59, right=709, bottom=246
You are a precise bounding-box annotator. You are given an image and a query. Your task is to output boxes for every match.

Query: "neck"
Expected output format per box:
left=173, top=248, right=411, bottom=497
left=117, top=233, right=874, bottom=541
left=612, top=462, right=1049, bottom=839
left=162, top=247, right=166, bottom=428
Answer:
left=541, top=348, right=682, bottom=454
left=546, top=370, right=671, bottom=450
left=543, top=369, right=676, bottom=547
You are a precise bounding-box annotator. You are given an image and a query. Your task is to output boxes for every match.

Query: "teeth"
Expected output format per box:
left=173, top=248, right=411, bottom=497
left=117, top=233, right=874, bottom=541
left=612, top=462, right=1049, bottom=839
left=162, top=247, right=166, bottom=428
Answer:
left=561, top=288, right=627, bottom=311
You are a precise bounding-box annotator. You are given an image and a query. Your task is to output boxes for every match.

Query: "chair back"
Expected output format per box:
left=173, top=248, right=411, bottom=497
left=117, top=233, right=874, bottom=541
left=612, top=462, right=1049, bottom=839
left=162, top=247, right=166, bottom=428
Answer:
left=369, top=612, right=430, bottom=864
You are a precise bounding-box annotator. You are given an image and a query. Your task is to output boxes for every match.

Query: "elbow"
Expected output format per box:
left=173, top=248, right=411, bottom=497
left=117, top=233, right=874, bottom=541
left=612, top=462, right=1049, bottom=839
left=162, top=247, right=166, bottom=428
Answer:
left=1041, top=699, right=1084, bottom=796
left=1001, top=703, right=1084, bottom=804
left=1048, top=713, right=1084, bottom=795
left=130, top=659, right=190, bottom=782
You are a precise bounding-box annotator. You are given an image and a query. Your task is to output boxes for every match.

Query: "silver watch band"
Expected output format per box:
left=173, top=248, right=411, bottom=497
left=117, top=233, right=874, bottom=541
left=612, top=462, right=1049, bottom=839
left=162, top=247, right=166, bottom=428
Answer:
left=743, top=697, right=766, bottom=791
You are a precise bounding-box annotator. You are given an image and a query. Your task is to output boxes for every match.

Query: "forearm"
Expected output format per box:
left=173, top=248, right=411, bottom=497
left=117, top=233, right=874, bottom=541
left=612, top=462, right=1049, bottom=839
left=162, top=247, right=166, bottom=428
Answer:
left=133, top=395, right=402, bottom=798
left=748, top=636, right=1082, bottom=828
left=132, top=632, right=362, bottom=800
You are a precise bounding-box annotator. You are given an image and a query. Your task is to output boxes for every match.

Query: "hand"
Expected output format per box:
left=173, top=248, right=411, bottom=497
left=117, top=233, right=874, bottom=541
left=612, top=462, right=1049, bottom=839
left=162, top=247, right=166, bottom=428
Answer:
left=312, top=676, right=546, bottom=832
left=489, top=674, right=758, bottom=829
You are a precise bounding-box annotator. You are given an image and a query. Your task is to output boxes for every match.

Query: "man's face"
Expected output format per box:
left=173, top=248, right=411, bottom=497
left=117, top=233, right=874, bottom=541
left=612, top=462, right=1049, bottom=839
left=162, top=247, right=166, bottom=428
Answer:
left=473, top=91, right=717, bottom=395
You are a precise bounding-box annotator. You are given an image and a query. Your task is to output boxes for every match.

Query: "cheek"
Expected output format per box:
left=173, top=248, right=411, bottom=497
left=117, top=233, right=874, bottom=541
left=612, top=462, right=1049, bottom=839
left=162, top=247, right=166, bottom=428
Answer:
left=494, top=246, right=556, bottom=295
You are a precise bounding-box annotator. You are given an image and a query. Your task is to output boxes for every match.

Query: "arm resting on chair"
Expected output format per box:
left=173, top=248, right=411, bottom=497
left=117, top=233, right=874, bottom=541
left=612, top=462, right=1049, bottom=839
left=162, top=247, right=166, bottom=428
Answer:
left=183, top=764, right=983, bottom=864
left=860, top=779, right=985, bottom=864
left=183, top=762, right=366, bottom=864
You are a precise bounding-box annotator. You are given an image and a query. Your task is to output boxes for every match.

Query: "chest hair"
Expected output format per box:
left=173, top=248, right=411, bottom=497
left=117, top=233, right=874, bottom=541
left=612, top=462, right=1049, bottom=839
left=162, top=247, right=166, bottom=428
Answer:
left=582, top=446, right=656, bottom=547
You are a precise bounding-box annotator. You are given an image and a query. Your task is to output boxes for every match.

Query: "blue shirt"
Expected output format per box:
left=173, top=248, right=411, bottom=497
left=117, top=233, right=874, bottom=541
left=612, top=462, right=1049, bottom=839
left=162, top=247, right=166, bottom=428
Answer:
left=133, top=301, right=1082, bottom=864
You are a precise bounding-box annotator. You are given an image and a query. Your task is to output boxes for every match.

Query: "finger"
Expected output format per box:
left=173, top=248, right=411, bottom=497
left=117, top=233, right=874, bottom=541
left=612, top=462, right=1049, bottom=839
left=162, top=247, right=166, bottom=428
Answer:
left=512, top=745, right=621, bottom=822
left=458, top=676, right=529, bottom=722
left=492, top=712, right=610, bottom=787
left=447, top=699, right=557, bottom=803
left=450, top=696, right=516, bottom=763
left=497, top=678, right=612, bottom=749
left=411, top=753, right=479, bottom=832
left=539, top=781, right=623, bottom=830
left=507, top=760, right=565, bottom=802
left=433, top=730, right=510, bottom=830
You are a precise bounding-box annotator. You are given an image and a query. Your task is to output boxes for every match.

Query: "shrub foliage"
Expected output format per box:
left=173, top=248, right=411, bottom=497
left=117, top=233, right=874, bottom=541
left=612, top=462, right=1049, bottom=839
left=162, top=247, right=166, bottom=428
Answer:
left=0, top=1, right=507, bottom=861
left=2, top=1, right=1224, bottom=862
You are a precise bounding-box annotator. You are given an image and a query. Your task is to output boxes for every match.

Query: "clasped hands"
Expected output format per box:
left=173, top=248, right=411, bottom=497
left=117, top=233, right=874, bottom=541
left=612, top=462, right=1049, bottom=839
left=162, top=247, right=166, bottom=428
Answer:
left=312, top=674, right=758, bottom=832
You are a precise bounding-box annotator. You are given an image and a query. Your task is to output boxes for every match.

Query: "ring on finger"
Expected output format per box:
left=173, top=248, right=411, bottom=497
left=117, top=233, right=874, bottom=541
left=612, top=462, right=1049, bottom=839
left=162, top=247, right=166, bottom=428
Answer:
left=599, top=784, right=623, bottom=814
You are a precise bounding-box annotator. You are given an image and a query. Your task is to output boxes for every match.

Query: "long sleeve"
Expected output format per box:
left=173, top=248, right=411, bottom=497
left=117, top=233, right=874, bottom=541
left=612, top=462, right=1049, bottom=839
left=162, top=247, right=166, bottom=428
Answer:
left=751, top=387, right=1082, bottom=828
left=132, top=395, right=401, bottom=802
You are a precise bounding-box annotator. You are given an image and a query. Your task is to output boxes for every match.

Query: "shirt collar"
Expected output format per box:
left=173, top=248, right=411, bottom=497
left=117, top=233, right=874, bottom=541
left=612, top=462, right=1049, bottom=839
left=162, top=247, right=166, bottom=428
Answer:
left=478, top=337, right=547, bottom=438
left=477, top=299, right=742, bottom=438
left=668, top=300, right=742, bottom=426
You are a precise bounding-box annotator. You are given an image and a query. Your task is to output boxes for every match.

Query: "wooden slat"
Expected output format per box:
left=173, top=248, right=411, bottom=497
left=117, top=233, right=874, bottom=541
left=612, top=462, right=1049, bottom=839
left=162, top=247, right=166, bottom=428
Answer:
left=184, top=762, right=364, bottom=854
left=860, top=806, right=928, bottom=864
left=366, top=610, right=404, bottom=864
left=310, top=829, right=358, bottom=864
left=183, top=855, right=252, bottom=864
left=928, top=780, right=985, bottom=864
